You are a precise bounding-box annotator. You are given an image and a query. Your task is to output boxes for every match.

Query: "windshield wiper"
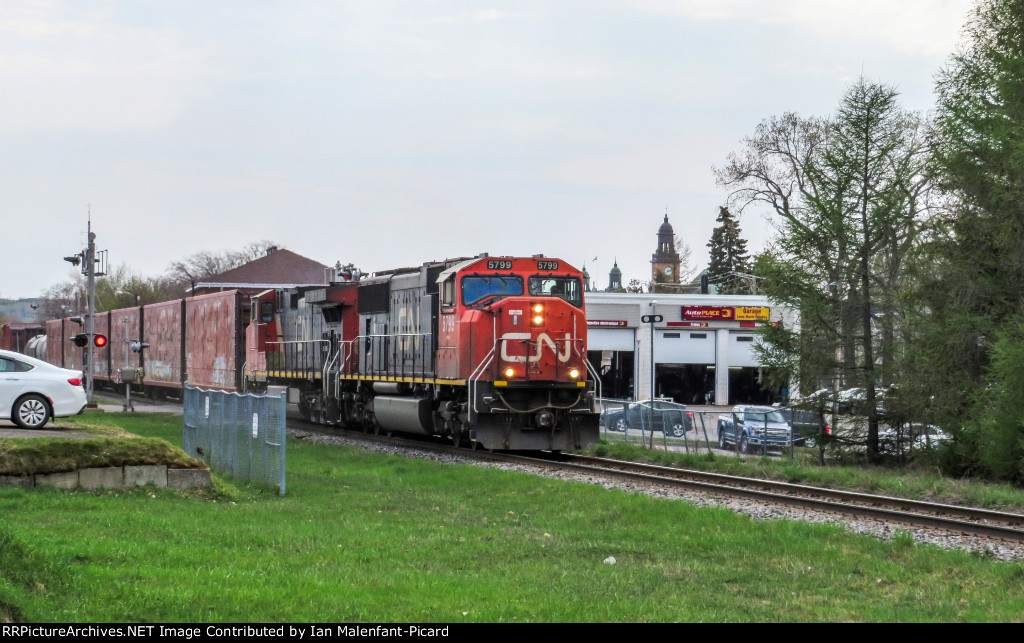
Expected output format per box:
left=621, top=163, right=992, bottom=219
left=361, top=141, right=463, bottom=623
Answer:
left=468, top=294, right=502, bottom=310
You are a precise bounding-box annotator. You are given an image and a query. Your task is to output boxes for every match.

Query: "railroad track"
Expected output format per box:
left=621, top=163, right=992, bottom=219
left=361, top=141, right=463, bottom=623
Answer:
left=290, top=421, right=1024, bottom=544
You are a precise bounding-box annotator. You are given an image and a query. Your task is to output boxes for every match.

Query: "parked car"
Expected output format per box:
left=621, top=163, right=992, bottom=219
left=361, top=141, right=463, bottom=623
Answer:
left=602, top=399, right=694, bottom=437
left=717, top=405, right=801, bottom=454
left=797, top=387, right=888, bottom=417
left=779, top=407, right=829, bottom=448
left=0, top=349, right=87, bottom=429
left=879, top=423, right=951, bottom=454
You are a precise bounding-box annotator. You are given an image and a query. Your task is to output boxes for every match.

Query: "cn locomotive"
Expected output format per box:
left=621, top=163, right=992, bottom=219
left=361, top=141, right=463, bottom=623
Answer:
left=245, top=254, right=600, bottom=450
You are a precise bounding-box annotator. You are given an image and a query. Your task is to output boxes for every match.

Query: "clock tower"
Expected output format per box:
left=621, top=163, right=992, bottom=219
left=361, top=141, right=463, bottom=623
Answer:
left=651, top=213, right=681, bottom=290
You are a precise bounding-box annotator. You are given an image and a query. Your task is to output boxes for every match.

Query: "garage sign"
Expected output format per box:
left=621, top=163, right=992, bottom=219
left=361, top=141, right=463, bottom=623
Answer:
left=734, top=307, right=770, bottom=321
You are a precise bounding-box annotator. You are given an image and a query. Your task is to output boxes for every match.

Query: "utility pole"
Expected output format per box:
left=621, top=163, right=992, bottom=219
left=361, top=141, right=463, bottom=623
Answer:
left=641, top=302, right=663, bottom=400
left=85, top=218, right=96, bottom=406
left=65, top=211, right=107, bottom=407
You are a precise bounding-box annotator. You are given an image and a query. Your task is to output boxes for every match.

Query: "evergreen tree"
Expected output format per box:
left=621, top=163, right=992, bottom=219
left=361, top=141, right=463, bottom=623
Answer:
left=908, top=0, right=1024, bottom=480
left=705, top=206, right=752, bottom=294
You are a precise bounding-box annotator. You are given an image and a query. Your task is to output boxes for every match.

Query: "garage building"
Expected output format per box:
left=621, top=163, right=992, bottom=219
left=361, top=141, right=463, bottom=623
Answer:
left=584, top=292, right=796, bottom=406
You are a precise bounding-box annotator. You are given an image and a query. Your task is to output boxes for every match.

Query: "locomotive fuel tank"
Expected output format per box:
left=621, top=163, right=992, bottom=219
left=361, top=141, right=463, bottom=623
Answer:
left=372, top=396, right=434, bottom=434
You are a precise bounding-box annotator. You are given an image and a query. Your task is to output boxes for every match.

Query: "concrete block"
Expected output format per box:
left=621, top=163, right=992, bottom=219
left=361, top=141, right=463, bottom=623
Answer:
left=79, top=467, right=123, bottom=490
left=124, top=465, right=167, bottom=488
left=0, top=475, right=33, bottom=488
left=35, top=471, right=79, bottom=489
left=167, top=468, right=211, bottom=489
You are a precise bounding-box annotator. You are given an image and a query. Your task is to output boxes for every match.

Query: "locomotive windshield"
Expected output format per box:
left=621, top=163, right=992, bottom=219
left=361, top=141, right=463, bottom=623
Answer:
left=461, top=275, right=524, bottom=306
left=528, top=276, right=583, bottom=308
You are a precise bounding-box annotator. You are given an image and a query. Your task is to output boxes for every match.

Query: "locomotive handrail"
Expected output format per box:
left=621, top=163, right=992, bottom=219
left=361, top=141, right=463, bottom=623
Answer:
left=339, top=333, right=432, bottom=380
left=322, top=343, right=339, bottom=401
left=571, top=339, right=602, bottom=403
left=468, top=317, right=499, bottom=420
left=265, top=339, right=331, bottom=379
left=468, top=345, right=496, bottom=420
left=338, top=338, right=357, bottom=375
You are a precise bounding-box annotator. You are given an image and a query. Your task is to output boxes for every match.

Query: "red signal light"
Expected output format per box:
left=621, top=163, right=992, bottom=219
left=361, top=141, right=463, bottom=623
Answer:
left=93, top=334, right=107, bottom=348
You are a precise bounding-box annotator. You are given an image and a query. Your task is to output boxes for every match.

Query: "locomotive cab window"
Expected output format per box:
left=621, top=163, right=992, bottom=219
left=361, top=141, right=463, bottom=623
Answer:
left=527, top=276, right=582, bottom=308
left=260, top=302, right=274, bottom=323
left=440, top=277, right=455, bottom=307
left=461, top=275, right=524, bottom=306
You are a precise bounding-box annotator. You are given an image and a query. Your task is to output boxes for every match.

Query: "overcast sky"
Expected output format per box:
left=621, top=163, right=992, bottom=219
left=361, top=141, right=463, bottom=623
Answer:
left=1, top=0, right=975, bottom=300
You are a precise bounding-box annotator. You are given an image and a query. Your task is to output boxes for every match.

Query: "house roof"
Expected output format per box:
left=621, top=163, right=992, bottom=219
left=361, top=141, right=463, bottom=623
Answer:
left=196, top=249, right=330, bottom=290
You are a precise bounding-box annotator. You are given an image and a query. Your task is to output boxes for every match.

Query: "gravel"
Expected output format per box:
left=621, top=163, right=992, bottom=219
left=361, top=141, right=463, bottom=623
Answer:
left=289, top=427, right=1024, bottom=563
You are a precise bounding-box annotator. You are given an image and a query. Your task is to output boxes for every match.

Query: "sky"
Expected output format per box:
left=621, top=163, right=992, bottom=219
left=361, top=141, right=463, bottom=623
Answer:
left=0, top=0, right=976, bottom=299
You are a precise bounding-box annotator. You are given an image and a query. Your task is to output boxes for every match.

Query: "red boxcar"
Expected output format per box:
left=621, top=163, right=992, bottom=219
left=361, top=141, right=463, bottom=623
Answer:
left=45, top=319, right=63, bottom=367
left=142, top=300, right=184, bottom=389
left=0, top=323, right=44, bottom=353
left=185, top=291, right=243, bottom=390
left=92, top=312, right=110, bottom=382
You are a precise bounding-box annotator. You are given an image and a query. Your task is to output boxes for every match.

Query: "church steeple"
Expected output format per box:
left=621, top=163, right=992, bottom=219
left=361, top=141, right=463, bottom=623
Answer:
left=652, top=211, right=681, bottom=289
left=608, top=259, right=622, bottom=291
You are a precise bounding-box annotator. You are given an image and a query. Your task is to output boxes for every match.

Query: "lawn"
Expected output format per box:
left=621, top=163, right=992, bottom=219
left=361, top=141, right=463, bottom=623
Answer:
left=0, top=412, right=1021, bottom=622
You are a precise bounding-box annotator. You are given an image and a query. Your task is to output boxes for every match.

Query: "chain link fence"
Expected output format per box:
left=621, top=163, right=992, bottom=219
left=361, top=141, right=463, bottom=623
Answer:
left=597, top=398, right=827, bottom=460
left=183, top=385, right=287, bottom=494
left=597, top=398, right=718, bottom=454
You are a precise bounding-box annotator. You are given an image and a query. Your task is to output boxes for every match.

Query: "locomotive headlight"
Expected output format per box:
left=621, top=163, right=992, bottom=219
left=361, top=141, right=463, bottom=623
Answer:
left=569, top=368, right=580, bottom=379
left=532, top=315, right=544, bottom=326
left=504, top=367, right=516, bottom=378
left=533, top=304, right=544, bottom=314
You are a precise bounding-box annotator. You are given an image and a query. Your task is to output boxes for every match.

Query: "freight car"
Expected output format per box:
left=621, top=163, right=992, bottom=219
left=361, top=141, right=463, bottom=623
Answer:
left=0, top=322, right=44, bottom=354
left=244, top=254, right=601, bottom=451
left=35, top=290, right=247, bottom=396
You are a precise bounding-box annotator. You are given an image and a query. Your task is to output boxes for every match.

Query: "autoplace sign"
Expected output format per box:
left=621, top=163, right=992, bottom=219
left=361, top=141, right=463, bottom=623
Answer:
left=682, top=306, right=735, bottom=320
left=681, top=306, right=770, bottom=321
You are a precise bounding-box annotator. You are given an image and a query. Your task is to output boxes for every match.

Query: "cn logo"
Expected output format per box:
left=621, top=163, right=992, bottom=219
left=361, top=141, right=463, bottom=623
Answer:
left=500, top=332, right=571, bottom=363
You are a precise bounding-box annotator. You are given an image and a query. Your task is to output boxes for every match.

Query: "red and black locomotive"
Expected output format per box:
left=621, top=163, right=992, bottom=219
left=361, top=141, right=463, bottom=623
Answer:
left=245, top=254, right=600, bottom=450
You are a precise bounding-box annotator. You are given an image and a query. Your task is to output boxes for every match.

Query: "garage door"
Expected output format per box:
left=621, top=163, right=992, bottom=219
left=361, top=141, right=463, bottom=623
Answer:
left=655, top=330, right=715, bottom=365
left=730, top=332, right=764, bottom=367
left=588, top=328, right=635, bottom=352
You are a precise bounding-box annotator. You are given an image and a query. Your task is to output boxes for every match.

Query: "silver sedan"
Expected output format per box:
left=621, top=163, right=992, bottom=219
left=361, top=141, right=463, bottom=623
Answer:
left=0, top=349, right=87, bottom=429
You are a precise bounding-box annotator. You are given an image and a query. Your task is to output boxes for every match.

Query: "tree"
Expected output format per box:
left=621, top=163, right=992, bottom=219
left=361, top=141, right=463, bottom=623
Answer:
left=38, top=241, right=283, bottom=316
left=39, top=273, right=85, bottom=320
left=705, top=206, right=752, bottom=294
left=717, top=78, right=932, bottom=457
left=38, top=264, right=180, bottom=316
left=165, top=240, right=280, bottom=296
left=908, top=0, right=1024, bottom=480
left=674, top=238, right=698, bottom=284
left=605, top=277, right=650, bottom=294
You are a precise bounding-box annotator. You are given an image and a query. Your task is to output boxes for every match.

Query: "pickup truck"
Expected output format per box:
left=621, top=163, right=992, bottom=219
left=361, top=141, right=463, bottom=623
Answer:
left=717, top=405, right=803, bottom=454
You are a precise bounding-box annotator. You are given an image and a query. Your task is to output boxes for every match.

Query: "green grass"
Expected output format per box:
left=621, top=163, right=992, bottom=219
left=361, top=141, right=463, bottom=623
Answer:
left=0, top=412, right=1021, bottom=622
left=0, top=437, right=205, bottom=476
left=590, top=437, right=1024, bottom=512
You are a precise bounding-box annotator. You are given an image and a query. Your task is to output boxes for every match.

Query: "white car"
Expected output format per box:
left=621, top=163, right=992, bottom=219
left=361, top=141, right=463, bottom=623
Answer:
left=0, top=349, right=87, bottom=429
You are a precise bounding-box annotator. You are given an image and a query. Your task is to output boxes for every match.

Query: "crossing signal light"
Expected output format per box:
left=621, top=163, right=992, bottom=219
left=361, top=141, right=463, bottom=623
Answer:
left=131, top=341, right=150, bottom=353
left=69, top=334, right=107, bottom=347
